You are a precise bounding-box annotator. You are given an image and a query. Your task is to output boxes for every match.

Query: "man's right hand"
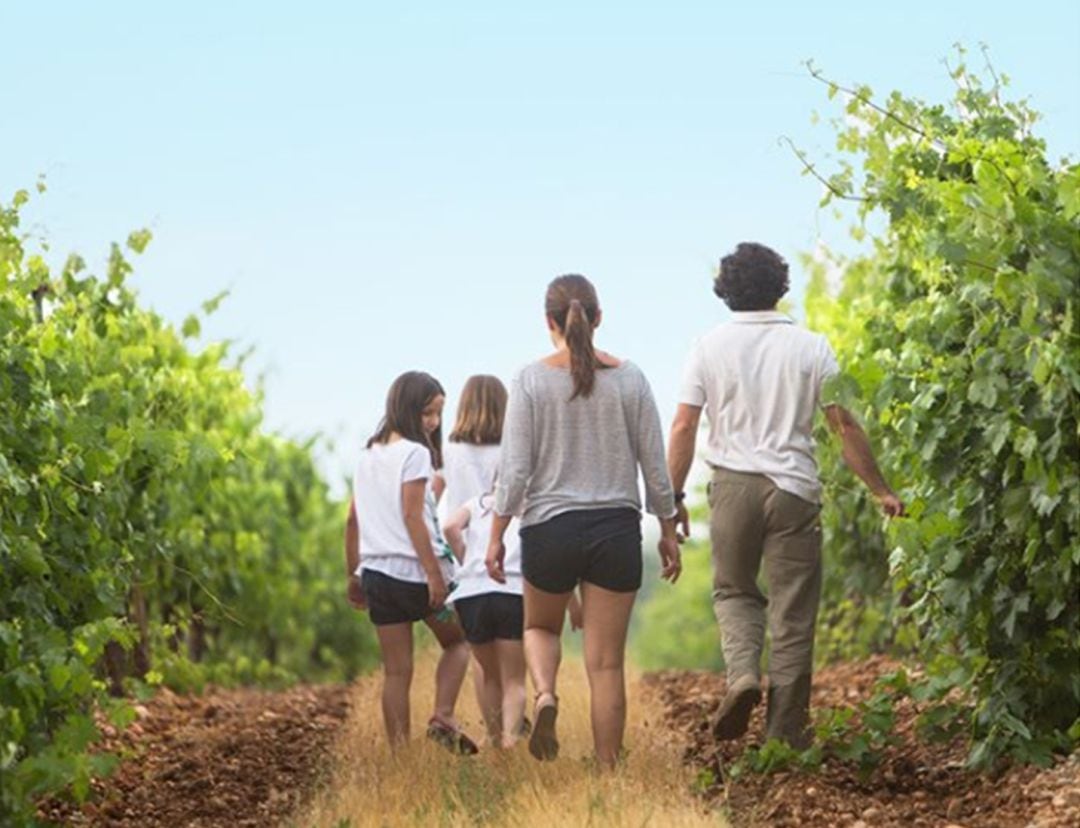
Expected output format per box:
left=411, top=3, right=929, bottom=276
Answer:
left=876, top=490, right=905, bottom=517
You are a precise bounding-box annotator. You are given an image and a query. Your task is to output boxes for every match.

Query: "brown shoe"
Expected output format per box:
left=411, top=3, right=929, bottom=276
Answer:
left=712, top=674, right=762, bottom=741
left=764, top=674, right=813, bottom=749
left=528, top=693, right=559, bottom=761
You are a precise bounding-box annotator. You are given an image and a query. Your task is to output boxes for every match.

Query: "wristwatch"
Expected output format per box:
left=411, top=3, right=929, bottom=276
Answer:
left=674, top=491, right=687, bottom=504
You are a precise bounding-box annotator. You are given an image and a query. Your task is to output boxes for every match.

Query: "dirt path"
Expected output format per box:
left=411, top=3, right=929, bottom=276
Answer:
left=42, top=656, right=1074, bottom=827
left=647, top=657, right=1080, bottom=827
left=301, top=654, right=723, bottom=827
left=39, top=656, right=722, bottom=827
left=38, top=684, right=351, bottom=827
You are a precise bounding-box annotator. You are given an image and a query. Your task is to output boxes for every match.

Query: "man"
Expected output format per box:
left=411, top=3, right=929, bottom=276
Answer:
left=667, top=242, right=903, bottom=748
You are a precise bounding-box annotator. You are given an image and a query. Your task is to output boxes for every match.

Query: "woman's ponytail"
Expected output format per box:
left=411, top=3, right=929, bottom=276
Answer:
left=545, top=274, right=601, bottom=400
left=564, top=298, right=598, bottom=399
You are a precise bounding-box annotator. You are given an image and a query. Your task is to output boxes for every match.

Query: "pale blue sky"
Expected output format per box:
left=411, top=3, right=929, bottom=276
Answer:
left=3, top=1, right=1078, bottom=489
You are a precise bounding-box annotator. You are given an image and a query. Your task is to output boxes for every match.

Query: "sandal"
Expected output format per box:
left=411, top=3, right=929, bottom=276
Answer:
left=426, top=717, right=479, bottom=756
left=528, top=692, right=559, bottom=761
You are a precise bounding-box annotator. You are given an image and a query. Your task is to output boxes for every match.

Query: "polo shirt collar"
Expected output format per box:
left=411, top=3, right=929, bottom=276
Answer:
left=729, top=310, right=794, bottom=324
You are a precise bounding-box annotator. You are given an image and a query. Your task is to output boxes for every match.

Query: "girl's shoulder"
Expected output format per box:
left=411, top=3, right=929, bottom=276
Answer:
left=365, top=437, right=431, bottom=468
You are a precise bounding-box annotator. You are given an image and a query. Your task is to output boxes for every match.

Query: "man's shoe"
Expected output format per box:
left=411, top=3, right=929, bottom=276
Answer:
left=712, top=674, right=762, bottom=741
left=764, top=674, right=813, bottom=750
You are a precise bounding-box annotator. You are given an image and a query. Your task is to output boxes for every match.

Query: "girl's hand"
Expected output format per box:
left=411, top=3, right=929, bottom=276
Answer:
left=658, top=537, right=682, bottom=583
left=568, top=596, right=584, bottom=631
left=485, top=539, right=507, bottom=584
left=425, top=567, right=448, bottom=609
left=347, top=575, right=367, bottom=610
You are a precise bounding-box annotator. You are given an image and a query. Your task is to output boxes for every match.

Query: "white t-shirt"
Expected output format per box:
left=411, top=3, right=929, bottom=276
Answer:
left=679, top=311, right=839, bottom=504
left=449, top=494, right=523, bottom=602
left=353, top=438, right=454, bottom=584
left=438, top=442, right=501, bottom=522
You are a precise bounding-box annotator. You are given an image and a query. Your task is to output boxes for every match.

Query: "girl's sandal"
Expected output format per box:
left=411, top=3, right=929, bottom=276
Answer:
left=528, top=692, right=559, bottom=761
left=426, top=717, right=479, bottom=756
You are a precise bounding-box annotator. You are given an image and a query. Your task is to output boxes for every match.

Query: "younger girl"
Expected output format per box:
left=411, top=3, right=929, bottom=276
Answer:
left=443, top=489, right=527, bottom=748
left=439, top=375, right=507, bottom=519
left=345, top=371, right=477, bottom=754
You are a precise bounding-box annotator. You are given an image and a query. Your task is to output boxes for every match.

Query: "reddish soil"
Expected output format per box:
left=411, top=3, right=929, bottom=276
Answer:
left=37, top=684, right=351, bottom=827
left=644, top=656, right=1080, bottom=827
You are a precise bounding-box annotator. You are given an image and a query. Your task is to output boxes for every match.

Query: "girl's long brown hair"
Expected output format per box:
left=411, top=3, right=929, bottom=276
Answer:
left=449, top=375, right=508, bottom=445
left=545, top=274, right=602, bottom=400
left=367, top=371, right=446, bottom=468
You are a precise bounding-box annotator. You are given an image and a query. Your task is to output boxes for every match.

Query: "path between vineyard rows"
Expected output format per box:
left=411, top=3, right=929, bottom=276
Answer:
left=40, top=656, right=1079, bottom=827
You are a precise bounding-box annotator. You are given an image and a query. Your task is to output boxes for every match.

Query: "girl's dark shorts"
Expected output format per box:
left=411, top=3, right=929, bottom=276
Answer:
left=519, top=507, right=643, bottom=594
left=361, top=569, right=436, bottom=626
left=453, top=593, right=524, bottom=644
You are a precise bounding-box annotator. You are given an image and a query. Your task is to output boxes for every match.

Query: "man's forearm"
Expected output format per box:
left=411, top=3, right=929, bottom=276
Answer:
left=840, top=421, right=892, bottom=497
left=667, top=423, right=697, bottom=494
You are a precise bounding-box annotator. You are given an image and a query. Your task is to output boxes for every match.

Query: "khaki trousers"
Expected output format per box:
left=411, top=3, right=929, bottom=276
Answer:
left=708, top=468, right=822, bottom=743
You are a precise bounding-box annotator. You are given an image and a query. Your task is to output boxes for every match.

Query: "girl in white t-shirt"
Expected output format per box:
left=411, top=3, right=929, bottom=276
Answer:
left=439, top=375, right=507, bottom=738
left=344, top=371, right=477, bottom=754
left=443, top=490, right=527, bottom=748
left=439, top=374, right=507, bottom=519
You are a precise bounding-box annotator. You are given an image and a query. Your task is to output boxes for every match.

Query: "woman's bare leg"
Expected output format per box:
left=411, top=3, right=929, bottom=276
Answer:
left=580, top=582, right=637, bottom=768
left=495, top=638, right=527, bottom=747
left=374, top=622, right=414, bottom=747
left=523, top=582, right=573, bottom=704
left=469, top=642, right=504, bottom=744
left=422, top=614, right=470, bottom=725
left=524, top=582, right=573, bottom=759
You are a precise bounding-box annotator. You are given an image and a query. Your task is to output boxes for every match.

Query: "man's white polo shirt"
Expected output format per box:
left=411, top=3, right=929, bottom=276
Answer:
left=678, top=310, right=839, bottom=504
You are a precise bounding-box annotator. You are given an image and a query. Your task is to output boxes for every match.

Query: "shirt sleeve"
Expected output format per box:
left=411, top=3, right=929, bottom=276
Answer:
left=677, top=340, right=707, bottom=407
left=634, top=370, right=677, bottom=519
left=401, top=443, right=433, bottom=483
left=494, top=370, right=534, bottom=517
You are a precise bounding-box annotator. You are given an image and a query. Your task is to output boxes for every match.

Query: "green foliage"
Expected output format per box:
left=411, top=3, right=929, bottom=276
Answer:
left=807, top=255, right=917, bottom=664
left=1, top=186, right=377, bottom=823
left=730, top=671, right=907, bottom=780
left=804, top=48, right=1080, bottom=766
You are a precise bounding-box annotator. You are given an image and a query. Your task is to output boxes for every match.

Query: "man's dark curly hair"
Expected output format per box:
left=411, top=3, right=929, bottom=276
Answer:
left=713, top=242, right=790, bottom=311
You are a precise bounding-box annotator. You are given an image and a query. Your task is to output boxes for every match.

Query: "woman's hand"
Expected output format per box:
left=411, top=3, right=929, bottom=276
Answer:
left=485, top=539, right=507, bottom=584
left=657, top=516, right=682, bottom=583
left=346, top=574, right=367, bottom=610
left=658, top=537, right=682, bottom=582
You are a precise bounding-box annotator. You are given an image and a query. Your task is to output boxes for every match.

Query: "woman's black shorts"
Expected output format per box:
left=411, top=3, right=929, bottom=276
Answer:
left=519, top=507, right=643, bottom=594
left=361, top=569, right=435, bottom=626
left=453, top=593, right=524, bottom=644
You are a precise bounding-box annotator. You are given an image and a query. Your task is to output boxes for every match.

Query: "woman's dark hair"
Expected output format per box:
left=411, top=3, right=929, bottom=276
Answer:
left=713, top=242, right=790, bottom=311
left=367, top=371, right=446, bottom=468
left=449, top=375, right=507, bottom=445
left=545, top=274, right=602, bottom=400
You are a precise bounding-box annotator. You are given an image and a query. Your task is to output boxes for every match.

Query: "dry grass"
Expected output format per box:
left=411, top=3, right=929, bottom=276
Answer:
left=298, top=647, right=726, bottom=827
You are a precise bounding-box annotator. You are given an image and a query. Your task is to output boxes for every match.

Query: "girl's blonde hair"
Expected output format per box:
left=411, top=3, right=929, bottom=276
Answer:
left=448, top=375, right=508, bottom=445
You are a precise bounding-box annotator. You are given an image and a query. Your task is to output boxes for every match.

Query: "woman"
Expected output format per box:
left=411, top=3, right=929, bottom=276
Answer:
left=486, top=274, right=681, bottom=767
